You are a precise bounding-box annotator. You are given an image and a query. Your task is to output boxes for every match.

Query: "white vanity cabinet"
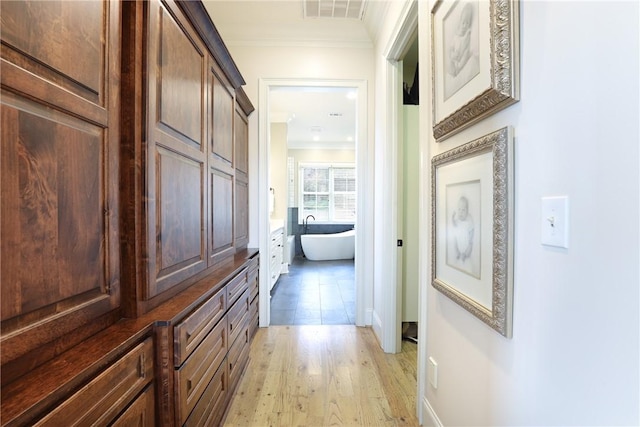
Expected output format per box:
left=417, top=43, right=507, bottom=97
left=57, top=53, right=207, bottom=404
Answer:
left=269, top=227, right=283, bottom=290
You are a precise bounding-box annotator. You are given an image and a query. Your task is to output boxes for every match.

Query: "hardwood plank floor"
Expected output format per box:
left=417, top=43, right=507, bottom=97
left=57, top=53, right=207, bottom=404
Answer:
left=224, top=325, right=419, bottom=426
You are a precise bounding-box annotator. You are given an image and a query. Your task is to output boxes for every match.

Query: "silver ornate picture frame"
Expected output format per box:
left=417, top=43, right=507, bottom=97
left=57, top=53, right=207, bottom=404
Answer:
left=431, top=0, right=520, bottom=142
left=431, top=127, right=514, bottom=337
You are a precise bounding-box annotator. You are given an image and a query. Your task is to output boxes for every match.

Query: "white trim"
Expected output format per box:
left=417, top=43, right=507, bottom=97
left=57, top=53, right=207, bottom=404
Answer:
left=380, top=0, right=419, bottom=354
left=372, top=310, right=383, bottom=344
left=422, top=397, right=444, bottom=427
left=258, top=78, right=371, bottom=328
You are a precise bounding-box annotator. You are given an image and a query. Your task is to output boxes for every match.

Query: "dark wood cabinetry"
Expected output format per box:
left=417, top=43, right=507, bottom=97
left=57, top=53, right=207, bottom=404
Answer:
left=1, top=0, right=123, bottom=385
left=1, top=0, right=257, bottom=425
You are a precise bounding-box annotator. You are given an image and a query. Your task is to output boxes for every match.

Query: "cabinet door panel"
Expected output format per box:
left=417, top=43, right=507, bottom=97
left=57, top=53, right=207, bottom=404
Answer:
left=235, top=178, right=249, bottom=248
left=157, top=5, right=204, bottom=148
left=235, top=109, right=248, bottom=175
left=144, top=0, right=208, bottom=301
left=0, top=0, right=121, bottom=374
left=210, top=168, right=234, bottom=265
left=210, top=71, right=234, bottom=166
left=153, top=148, right=206, bottom=295
left=0, top=1, right=103, bottom=102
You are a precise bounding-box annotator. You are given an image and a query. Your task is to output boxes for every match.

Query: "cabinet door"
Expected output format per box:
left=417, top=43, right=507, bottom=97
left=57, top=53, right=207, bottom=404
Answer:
left=144, top=0, right=208, bottom=299
left=234, top=106, right=250, bottom=250
left=208, top=62, right=236, bottom=266
left=0, top=0, right=122, bottom=381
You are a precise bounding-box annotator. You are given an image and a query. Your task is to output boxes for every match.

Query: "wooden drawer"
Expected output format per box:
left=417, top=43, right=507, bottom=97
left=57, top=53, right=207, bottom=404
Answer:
left=228, top=325, right=250, bottom=392
left=227, top=289, right=249, bottom=346
left=226, top=268, right=248, bottom=307
left=175, top=317, right=227, bottom=425
left=248, top=265, right=259, bottom=302
left=184, top=358, right=228, bottom=427
left=174, top=286, right=227, bottom=367
left=249, top=297, right=259, bottom=338
left=34, top=338, right=154, bottom=426
left=111, top=383, right=155, bottom=427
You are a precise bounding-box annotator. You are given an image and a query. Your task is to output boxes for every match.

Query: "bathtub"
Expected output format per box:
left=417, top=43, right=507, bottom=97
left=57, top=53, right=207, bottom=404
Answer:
left=301, top=229, right=355, bottom=261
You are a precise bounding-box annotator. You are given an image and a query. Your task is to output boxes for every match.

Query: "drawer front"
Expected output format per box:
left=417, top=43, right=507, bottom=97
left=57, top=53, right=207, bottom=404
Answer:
left=226, top=268, right=248, bottom=307
left=227, top=289, right=249, bottom=346
left=35, top=338, right=154, bottom=427
left=184, top=358, right=227, bottom=427
left=249, top=297, right=259, bottom=338
left=174, top=286, right=227, bottom=366
left=228, top=325, right=250, bottom=391
left=175, top=317, right=227, bottom=425
left=248, top=265, right=259, bottom=302
left=111, top=383, right=156, bottom=427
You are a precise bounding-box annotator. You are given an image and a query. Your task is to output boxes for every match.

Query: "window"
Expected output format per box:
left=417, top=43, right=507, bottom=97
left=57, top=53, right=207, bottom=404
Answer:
left=299, top=163, right=356, bottom=223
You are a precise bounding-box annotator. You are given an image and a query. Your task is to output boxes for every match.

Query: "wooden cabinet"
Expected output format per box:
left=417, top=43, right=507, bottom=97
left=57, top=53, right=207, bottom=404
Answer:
left=168, top=258, right=255, bottom=425
left=235, top=88, right=254, bottom=251
left=1, top=0, right=257, bottom=425
left=33, top=338, right=155, bottom=427
left=248, top=256, right=260, bottom=337
left=0, top=0, right=123, bottom=384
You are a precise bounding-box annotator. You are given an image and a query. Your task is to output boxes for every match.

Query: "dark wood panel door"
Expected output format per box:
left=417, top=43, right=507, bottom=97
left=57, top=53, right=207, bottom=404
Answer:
left=0, top=0, right=121, bottom=380
left=210, top=169, right=235, bottom=265
left=210, top=69, right=235, bottom=168
left=235, top=107, right=249, bottom=176
left=235, top=179, right=249, bottom=250
left=144, top=0, right=208, bottom=300
left=235, top=106, right=250, bottom=250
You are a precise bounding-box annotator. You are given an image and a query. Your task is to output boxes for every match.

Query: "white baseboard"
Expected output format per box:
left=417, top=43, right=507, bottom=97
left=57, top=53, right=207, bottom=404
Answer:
left=422, top=397, right=443, bottom=427
left=364, top=307, right=373, bottom=326
left=372, top=310, right=383, bottom=343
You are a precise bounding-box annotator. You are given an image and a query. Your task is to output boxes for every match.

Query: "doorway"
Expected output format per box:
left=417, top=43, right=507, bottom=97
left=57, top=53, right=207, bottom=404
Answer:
left=257, top=79, right=372, bottom=329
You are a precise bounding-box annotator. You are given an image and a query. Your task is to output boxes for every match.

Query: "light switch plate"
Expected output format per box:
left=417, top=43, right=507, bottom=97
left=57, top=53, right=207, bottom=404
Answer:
left=541, top=196, right=569, bottom=248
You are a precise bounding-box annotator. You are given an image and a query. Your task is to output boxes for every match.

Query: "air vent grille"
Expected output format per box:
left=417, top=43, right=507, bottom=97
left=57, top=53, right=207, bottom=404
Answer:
left=304, top=0, right=366, bottom=20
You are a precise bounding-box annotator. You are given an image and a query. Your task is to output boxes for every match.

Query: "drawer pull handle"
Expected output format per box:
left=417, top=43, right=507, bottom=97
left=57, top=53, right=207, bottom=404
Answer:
left=138, top=353, right=146, bottom=379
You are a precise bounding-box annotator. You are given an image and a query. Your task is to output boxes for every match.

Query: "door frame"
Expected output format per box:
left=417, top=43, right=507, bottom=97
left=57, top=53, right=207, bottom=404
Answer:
left=381, top=0, right=419, bottom=353
left=257, top=78, right=372, bottom=327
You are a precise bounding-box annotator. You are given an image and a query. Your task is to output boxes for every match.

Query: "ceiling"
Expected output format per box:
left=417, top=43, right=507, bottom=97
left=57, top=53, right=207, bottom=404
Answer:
left=270, top=86, right=357, bottom=149
left=201, top=1, right=390, bottom=150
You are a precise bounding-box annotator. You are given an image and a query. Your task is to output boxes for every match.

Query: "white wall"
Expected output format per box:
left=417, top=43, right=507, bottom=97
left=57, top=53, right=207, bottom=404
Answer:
left=421, top=1, right=640, bottom=425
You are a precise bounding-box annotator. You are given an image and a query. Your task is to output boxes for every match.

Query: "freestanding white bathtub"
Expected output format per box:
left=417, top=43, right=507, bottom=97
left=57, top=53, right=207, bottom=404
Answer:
left=301, top=229, right=355, bottom=261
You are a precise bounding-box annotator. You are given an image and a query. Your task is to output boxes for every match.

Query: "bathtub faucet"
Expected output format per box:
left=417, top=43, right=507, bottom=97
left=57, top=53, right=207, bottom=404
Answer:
left=303, top=215, right=315, bottom=233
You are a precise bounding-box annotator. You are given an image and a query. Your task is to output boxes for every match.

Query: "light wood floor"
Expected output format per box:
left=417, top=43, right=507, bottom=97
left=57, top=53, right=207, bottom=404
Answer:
left=224, top=325, right=419, bottom=426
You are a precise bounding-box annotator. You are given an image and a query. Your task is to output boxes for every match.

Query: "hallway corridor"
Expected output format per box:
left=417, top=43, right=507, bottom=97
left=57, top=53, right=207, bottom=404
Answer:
left=224, top=325, right=419, bottom=426
left=270, top=257, right=356, bottom=325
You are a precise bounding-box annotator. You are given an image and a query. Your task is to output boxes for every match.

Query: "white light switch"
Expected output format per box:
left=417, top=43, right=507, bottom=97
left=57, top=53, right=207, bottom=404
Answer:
left=541, top=196, right=569, bottom=248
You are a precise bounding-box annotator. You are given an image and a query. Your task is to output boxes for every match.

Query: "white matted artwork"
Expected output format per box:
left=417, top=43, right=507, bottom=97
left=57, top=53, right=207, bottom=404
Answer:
left=446, top=180, right=481, bottom=280
left=431, top=0, right=519, bottom=141
left=431, top=127, right=514, bottom=337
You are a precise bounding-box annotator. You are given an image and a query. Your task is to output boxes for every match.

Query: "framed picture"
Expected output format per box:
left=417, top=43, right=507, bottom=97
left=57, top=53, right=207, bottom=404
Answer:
left=431, top=0, right=519, bottom=142
left=431, top=127, right=514, bottom=337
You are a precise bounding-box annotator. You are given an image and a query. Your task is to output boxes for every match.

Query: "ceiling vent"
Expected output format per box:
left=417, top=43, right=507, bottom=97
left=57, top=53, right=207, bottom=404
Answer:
left=304, top=0, right=366, bottom=20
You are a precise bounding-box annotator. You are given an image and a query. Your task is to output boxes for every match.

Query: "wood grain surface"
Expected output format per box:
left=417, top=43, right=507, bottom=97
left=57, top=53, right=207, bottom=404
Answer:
left=224, top=325, right=419, bottom=427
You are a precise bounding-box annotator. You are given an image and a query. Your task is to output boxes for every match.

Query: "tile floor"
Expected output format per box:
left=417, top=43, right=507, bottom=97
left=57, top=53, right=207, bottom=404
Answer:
left=270, top=256, right=355, bottom=325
